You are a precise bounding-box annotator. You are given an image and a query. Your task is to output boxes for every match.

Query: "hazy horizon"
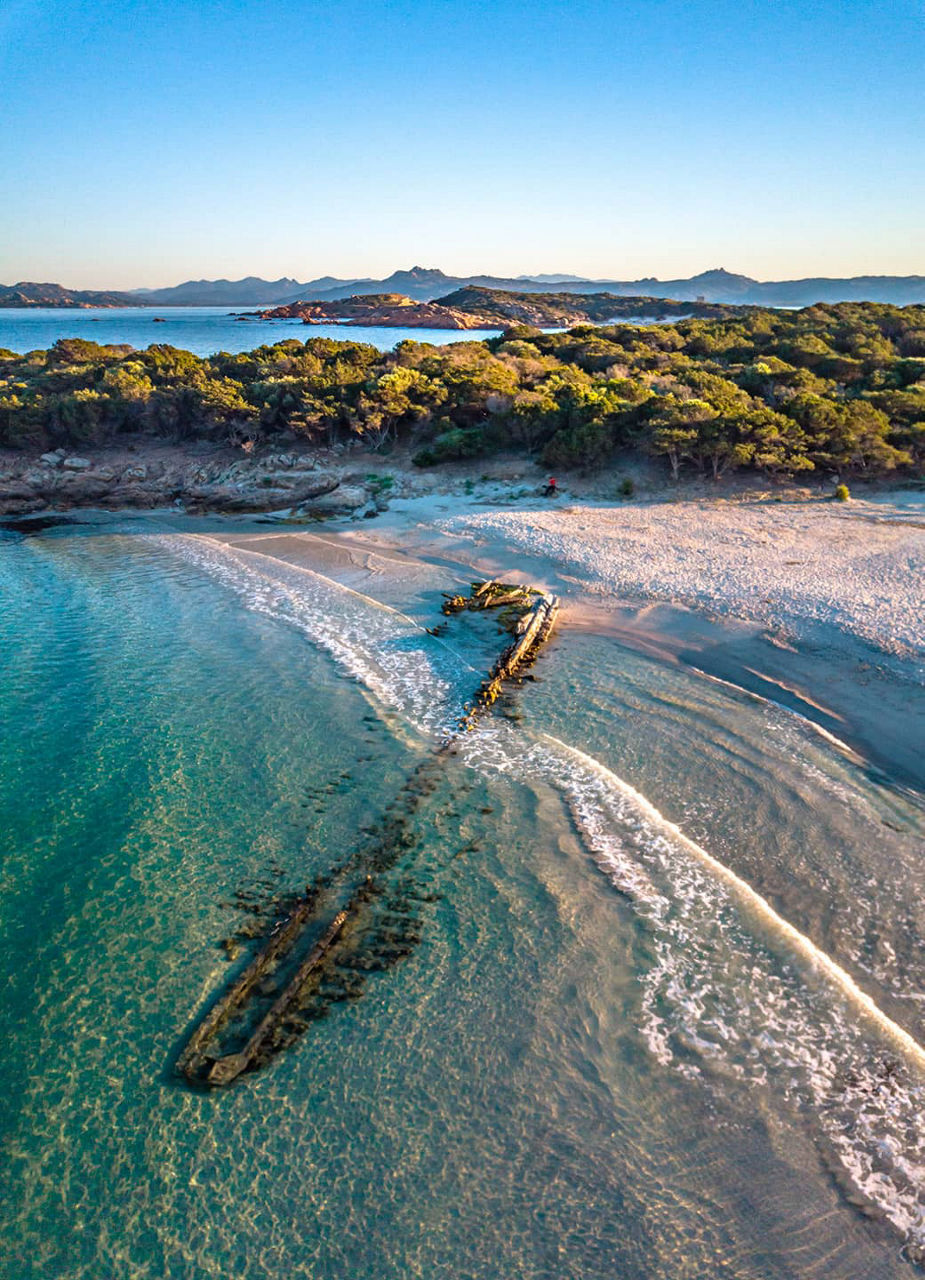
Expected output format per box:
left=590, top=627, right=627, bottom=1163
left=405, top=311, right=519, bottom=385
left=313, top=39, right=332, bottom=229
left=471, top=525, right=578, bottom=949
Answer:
left=1, top=0, right=923, bottom=290
left=5, top=262, right=925, bottom=295
left=6, top=254, right=925, bottom=297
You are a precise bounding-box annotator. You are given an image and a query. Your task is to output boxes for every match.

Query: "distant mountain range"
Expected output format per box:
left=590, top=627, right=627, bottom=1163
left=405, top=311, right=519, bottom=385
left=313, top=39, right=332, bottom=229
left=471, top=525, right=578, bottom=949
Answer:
left=0, top=282, right=140, bottom=308
left=3, top=267, right=925, bottom=309
left=131, top=276, right=304, bottom=306
left=147, top=266, right=925, bottom=307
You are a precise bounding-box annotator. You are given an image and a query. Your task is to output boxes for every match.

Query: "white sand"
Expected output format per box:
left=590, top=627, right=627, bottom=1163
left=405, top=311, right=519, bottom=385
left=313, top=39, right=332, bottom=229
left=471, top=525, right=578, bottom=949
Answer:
left=431, top=495, right=924, bottom=667
left=230, top=482, right=925, bottom=783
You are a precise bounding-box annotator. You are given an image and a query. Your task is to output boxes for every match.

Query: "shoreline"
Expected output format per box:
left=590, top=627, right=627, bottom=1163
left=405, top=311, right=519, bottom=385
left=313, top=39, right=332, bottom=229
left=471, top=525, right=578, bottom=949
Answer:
left=3, top=433, right=923, bottom=521
left=328, top=492, right=925, bottom=793
left=4, top=467, right=922, bottom=792
left=183, top=484, right=923, bottom=794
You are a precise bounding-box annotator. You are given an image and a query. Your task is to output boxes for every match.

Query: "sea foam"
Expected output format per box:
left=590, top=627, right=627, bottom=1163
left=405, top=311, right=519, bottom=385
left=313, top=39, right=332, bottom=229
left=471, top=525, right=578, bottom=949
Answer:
left=162, top=531, right=925, bottom=1257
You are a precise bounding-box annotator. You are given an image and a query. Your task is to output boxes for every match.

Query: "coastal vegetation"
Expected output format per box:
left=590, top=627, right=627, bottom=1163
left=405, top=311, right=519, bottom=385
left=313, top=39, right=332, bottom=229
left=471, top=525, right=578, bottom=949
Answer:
left=2, top=302, right=924, bottom=481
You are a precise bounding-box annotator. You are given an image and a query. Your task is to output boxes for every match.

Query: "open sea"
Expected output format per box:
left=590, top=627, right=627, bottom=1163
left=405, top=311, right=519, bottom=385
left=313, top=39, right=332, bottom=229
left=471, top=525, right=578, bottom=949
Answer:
left=0, top=307, right=503, bottom=357
left=2, top=514, right=924, bottom=1278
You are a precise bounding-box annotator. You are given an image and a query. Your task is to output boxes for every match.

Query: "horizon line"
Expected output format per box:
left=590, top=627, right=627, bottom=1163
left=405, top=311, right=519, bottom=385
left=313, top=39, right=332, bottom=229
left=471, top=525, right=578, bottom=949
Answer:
left=4, top=263, right=925, bottom=293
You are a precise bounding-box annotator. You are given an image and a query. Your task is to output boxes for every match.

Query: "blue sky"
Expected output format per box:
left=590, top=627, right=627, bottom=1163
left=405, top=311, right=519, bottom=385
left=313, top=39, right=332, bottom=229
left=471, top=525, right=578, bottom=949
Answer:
left=1, top=0, right=923, bottom=288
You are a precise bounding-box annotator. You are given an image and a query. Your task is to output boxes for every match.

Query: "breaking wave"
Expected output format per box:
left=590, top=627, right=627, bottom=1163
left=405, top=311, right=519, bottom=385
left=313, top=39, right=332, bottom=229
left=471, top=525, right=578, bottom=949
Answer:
left=157, top=534, right=466, bottom=737
left=162, top=532, right=925, bottom=1258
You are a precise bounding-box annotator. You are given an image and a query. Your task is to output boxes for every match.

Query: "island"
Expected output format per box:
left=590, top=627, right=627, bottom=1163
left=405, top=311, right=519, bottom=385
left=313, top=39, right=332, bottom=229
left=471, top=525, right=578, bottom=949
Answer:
left=1, top=301, right=921, bottom=518
left=247, top=287, right=742, bottom=329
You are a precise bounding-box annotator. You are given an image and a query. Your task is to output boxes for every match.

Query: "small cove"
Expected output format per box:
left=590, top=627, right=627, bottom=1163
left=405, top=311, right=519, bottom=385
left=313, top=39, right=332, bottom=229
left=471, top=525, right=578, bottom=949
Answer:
left=1, top=515, right=923, bottom=1278
left=0, top=307, right=503, bottom=358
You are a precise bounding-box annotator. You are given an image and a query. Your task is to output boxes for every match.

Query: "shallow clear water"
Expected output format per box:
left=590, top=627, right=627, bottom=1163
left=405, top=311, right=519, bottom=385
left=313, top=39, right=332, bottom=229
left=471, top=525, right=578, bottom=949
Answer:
left=0, top=307, right=502, bottom=357
left=1, top=519, right=924, bottom=1278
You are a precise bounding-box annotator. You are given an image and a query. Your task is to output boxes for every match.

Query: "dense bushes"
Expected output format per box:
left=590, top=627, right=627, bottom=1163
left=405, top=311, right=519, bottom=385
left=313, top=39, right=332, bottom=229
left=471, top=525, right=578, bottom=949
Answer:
left=1, top=303, right=924, bottom=482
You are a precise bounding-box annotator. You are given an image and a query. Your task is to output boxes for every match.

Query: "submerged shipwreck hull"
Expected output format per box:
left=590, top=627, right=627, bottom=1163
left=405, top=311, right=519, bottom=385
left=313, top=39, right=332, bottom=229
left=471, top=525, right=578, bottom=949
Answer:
left=178, top=903, right=354, bottom=1085
left=177, top=581, right=559, bottom=1087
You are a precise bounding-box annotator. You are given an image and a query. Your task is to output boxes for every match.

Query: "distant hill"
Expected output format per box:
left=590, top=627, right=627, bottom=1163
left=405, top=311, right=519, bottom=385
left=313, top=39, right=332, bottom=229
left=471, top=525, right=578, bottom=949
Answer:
left=275, top=266, right=925, bottom=308
left=743, top=274, right=925, bottom=306
left=515, top=273, right=588, bottom=283
left=567, top=268, right=925, bottom=307
left=0, top=281, right=140, bottom=308
left=437, top=286, right=738, bottom=325
left=284, top=267, right=566, bottom=304
left=5, top=267, right=925, bottom=310
left=131, top=276, right=306, bottom=306
left=256, top=287, right=742, bottom=329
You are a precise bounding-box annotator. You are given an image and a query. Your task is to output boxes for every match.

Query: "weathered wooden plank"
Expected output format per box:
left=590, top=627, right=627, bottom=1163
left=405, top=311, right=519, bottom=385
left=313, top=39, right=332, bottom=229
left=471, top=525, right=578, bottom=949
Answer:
left=459, top=590, right=559, bottom=727
left=177, top=894, right=318, bottom=1080
left=177, top=579, right=560, bottom=1087
left=205, top=905, right=352, bottom=1085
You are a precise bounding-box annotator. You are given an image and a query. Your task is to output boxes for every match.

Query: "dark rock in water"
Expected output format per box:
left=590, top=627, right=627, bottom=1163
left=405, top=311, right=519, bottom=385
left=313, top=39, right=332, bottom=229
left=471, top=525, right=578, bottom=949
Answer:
left=0, top=513, right=75, bottom=535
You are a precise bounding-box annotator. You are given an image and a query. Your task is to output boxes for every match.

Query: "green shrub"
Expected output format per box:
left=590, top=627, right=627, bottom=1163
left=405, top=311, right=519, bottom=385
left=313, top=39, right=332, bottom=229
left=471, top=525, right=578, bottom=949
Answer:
left=412, top=427, right=485, bottom=467
left=365, top=472, right=394, bottom=495
left=834, top=483, right=850, bottom=501
left=2, top=302, right=924, bottom=483
left=541, top=419, right=612, bottom=469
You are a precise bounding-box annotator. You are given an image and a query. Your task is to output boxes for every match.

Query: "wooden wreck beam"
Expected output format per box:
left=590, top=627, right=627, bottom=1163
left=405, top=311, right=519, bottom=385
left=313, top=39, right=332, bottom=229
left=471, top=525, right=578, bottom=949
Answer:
left=178, top=580, right=560, bottom=1087
left=205, top=904, right=354, bottom=1085
left=177, top=894, right=318, bottom=1081
left=459, top=589, right=560, bottom=728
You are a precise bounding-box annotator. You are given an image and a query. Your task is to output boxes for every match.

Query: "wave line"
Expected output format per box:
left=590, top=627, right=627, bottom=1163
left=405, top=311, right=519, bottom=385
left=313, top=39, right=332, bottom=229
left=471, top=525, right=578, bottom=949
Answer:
left=198, top=535, right=481, bottom=674
left=541, top=731, right=925, bottom=1073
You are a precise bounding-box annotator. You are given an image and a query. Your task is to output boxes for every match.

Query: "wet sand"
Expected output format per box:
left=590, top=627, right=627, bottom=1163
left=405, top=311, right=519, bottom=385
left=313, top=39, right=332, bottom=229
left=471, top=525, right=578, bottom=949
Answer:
left=235, top=488, right=924, bottom=792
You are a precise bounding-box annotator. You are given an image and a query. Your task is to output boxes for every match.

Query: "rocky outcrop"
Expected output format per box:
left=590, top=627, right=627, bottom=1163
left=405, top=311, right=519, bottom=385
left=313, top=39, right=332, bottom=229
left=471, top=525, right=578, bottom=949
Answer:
left=0, top=449, right=380, bottom=519
left=182, top=473, right=342, bottom=513
left=252, top=293, right=493, bottom=330
left=289, top=484, right=369, bottom=516
left=247, top=287, right=740, bottom=330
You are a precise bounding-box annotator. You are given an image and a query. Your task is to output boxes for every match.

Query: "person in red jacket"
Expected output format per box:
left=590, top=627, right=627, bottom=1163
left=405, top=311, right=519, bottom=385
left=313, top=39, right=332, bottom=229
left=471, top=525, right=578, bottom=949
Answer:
left=542, top=476, right=558, bottom=497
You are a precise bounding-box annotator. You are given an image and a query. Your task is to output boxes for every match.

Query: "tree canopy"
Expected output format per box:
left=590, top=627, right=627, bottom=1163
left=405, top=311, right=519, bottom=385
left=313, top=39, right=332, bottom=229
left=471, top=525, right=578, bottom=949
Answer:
left=1, top=303, right=923, bottom=480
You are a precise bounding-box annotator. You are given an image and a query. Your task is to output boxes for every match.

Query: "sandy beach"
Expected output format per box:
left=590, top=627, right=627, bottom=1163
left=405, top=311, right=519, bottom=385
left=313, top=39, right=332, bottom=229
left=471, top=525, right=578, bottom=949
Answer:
left=443, top=496, right=925, bottom=659
left=297, top=485, right=925, bottom=790
left=5, top=481, right=925, bottom=1277
left=6, top=468, right=924, bottom=785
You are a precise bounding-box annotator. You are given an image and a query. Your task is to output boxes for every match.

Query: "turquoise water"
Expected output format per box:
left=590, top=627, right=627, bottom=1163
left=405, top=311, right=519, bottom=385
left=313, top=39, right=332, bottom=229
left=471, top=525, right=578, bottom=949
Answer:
left=2, top=518, right=924, bottom=1278
left=0, top=307, right=502, bottom=357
